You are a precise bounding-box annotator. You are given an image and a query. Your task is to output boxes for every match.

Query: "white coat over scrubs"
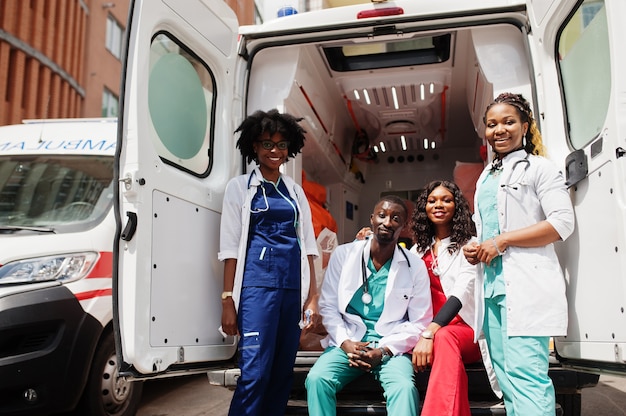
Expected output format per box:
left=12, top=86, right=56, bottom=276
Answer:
left=320, top=238, right=432, bottom=356
left=218, top=167, right=319, bottom=325
left=472, top=150, right=574, bottom=337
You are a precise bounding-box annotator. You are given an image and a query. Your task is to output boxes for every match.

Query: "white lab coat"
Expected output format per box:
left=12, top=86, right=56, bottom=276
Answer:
left=412, top=236, right=482, bottom=341
left=413, top=237, right=501, bottom=397
left=319, top=239, right=432, bottom=356
left=473, top=149, right=574, bottom=336
left=218, top=167, right=319, bottom=323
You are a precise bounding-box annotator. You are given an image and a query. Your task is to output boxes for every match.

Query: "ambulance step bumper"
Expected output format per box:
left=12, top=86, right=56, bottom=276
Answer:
left=285, top=399, right=564, bottom=415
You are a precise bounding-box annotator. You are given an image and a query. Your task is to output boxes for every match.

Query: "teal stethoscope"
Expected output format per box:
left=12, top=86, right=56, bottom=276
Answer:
left=247, top=170, right=299, bottom=229
left=360, top=243, right=411, bottom=304
left=247, top=170, right=294, bottom=211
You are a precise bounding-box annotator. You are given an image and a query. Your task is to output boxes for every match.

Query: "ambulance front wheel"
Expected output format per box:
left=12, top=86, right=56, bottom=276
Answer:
left=77, top=330, right=143, bottom=416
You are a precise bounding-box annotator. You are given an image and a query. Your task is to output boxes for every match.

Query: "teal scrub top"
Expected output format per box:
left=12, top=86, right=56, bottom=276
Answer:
left=478, top=171, right=506, bottom=298
left=346, top=257, right=391, bottom=344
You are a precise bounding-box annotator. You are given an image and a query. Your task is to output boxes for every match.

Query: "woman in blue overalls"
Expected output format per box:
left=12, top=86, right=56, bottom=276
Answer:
left=218, top=109, right=319, bottom=416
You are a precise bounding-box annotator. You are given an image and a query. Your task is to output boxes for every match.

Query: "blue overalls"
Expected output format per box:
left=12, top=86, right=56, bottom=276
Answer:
left=228, top=175, right=302, bottom=416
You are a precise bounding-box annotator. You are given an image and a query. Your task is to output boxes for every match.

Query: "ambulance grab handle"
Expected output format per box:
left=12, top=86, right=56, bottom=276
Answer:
left=121, top=211, right=137, bottom=241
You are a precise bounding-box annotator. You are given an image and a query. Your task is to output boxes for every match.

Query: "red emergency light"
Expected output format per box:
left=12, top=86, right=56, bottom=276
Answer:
left=357, top=7, right=404, bottom=19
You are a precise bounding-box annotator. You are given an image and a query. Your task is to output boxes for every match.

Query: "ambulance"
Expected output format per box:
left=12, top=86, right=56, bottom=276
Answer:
left=0, top=118, right=142, bottom=416
left=115, top=0, right=624, bottom=414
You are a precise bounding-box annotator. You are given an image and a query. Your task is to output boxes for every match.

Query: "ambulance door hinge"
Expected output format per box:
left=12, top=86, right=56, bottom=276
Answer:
left=120, top=173, right=133, bottom=191
left=120, top=172, right=146, bottom=191
left=616, top=147, right=626, bottom=159
left=178, top=346, right=185, bottom=362
left=614, top=343, right=623, bottom=362
left=238, top=41, right=249, bottom=61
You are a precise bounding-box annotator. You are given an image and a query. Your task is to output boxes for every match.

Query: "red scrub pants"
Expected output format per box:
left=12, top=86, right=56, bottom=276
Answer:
left=420, top=321, right=482, bottom=416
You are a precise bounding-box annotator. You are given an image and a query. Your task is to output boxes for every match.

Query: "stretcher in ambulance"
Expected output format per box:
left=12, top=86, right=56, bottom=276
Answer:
left=115, top=0, right=625, bottom=413
left=0, top=118, right=142, bottom=416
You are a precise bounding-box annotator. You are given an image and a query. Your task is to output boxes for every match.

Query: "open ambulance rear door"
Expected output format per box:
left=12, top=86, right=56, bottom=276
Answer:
left=113, top=0, right=242, bottom=377
left=526, top=0, right=626, bottom=375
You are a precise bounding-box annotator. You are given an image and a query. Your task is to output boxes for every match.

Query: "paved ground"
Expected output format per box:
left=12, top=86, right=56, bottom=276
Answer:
left=136, top=374, right=232, bottom=416
left=136, top=373, right=626, bottom=416
left=584, top=375, right=626, bottom=415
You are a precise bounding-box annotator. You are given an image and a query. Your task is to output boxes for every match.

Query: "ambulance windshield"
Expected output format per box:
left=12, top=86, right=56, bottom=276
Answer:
left=0, top=155, right=114, bottom=232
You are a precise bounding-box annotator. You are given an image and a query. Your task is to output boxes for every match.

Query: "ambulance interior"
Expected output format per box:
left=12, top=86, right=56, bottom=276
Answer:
left=244, top=23, right=532, bottom=246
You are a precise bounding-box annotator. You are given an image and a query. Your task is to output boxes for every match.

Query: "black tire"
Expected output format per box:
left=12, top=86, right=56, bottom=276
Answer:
left=556, top=392, right=582, bottom=416
left=75, top=331, right=143, bottom=416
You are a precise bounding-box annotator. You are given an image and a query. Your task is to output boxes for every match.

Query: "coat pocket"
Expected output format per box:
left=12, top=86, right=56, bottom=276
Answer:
left=385, top=288, right=412, bottom=318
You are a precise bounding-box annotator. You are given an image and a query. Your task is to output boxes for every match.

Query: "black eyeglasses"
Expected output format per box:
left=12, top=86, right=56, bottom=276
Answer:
left=257, top=140, right=290, bottom=150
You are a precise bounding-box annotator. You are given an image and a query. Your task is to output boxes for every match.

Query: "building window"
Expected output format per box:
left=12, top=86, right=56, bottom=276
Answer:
left=102, top=89, right=119, bottom=117
left=106, top=14, right=124, bottom=59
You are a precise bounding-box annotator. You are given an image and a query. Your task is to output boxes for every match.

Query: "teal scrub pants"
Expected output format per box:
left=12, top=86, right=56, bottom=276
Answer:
left=305, top=346, right=418, bottom=415
left=484, top=295, right=555, bottom=416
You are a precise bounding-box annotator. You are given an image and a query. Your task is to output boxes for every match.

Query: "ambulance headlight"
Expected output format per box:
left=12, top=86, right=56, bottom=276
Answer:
left=0, top=252, right=98, bottom=284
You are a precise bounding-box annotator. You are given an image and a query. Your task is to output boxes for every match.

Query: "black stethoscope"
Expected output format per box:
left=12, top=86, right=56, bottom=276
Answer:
left=360, top=243, right=411, bottom=304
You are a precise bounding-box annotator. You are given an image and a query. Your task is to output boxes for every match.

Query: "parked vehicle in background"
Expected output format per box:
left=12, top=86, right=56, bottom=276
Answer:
left=0, top=118, right=142, bottom=416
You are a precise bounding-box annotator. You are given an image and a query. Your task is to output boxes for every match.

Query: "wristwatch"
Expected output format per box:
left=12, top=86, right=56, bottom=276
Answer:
left=221, top=291, right=233, bottom=300
left=421, top=329, right=434, bottom=340
left=379, top=347, right=392, bottom=363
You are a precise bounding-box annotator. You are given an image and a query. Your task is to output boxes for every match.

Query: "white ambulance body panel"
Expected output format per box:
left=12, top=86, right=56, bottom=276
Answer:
left=115, top=0, right=240, bottom=375
left=0, top=118, right=117, bottom=323
left=0, top=118, right=143, bottom=415
left=116, top=0, right=626, bottom=383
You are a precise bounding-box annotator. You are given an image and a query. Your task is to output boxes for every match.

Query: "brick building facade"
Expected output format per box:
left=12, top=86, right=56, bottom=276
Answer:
left=0, top=0, right=253, bottom=127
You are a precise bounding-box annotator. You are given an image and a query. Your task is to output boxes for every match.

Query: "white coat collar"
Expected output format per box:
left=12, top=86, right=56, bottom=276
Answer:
left=361, top=238, right=411, bottom=274
left=432, top=236, right=453, bottom=250
left=500, top=149, right=528, bottom=165
left=247, top=167, right=284, bottom=188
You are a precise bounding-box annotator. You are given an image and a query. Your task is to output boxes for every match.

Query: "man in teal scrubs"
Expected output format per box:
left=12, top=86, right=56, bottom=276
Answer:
left=306, top=195, right=433, bottom=415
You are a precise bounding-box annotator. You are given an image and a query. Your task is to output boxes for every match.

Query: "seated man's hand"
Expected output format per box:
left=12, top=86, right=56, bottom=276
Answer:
left=341, top=339, right=379, bottom=371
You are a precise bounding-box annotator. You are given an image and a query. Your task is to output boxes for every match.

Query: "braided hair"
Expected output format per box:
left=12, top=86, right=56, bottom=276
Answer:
left=483, top=92, right=546, bottom=157
left=235, top=109, right=307, bottom=164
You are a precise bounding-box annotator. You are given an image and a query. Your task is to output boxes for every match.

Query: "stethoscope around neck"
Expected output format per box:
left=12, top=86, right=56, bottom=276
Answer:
left=360, top=242, right=411, bottom=305
left=494, top=153, right=530, bottom=191
left=247, top=170, right=289, bottom=214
